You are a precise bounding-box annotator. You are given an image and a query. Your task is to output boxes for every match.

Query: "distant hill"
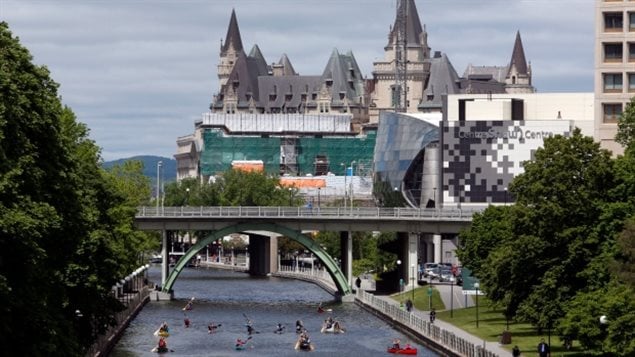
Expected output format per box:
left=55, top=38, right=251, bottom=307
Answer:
left=103, top=155, right=177, bottom=183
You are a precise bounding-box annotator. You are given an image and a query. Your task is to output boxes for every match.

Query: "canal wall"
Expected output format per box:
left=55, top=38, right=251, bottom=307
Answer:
left=355, top=289, right=500, bottom=357
left=86, top=272, right=152, bottom=357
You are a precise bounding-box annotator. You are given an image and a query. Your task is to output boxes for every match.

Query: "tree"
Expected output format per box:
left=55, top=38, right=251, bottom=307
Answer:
left=457, top=129, right=617, bottom=330
left=615, top=97, right=635, bottom=151
left=614, top=223, right=635, bottom=289
left=0, top=22, right=151, bottom=355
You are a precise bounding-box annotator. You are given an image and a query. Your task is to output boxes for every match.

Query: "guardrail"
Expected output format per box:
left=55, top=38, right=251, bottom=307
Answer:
left=136, top=206, right=481, bottom=220
left=275, top=265, right=338, bottom=294
left=356, top=289, right=499, bottom=357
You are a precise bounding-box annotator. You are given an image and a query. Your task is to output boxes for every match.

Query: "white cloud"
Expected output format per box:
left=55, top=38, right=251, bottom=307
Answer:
left=2, top=0, right=595, bottom=160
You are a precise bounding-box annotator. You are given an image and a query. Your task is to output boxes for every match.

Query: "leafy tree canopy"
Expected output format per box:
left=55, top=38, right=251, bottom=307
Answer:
left=0, top=22, right=154, bottom=355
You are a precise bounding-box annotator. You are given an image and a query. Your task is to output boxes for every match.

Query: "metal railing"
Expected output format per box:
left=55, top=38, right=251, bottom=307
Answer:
left=137, top=206, right=481, bottom=220
left=356, top=289, right=499, bottom=357
left=275, top=265, right=338, bottom=294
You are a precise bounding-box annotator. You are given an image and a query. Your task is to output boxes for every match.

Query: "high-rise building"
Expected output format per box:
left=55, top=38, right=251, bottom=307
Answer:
left=594, top=0, right=635, bottom=155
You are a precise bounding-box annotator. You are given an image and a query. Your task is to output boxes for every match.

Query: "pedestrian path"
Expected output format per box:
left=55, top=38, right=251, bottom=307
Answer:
left=372, top=293, right=510, bottom=357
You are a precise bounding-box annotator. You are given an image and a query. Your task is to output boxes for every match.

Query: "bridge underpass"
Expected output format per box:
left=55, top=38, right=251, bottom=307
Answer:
left=135, top=206, right=476, bottom=301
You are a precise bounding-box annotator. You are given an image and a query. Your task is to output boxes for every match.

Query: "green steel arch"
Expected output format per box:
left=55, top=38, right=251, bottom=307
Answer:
left=162, top=223, right=352, bottom=296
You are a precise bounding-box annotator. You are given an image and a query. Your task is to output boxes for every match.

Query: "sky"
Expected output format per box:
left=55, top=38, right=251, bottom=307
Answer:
left=1, top=0, right=595, bottom=161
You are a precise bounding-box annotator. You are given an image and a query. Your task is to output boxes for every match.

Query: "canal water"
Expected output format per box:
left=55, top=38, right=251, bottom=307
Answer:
left=111, top=267, right=438, bottom=357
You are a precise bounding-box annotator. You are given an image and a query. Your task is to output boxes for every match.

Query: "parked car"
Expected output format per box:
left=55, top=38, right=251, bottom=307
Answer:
left=423, top=263, right=438, bottom=277
left=438, top=268, right=454, bottom=282
left=428, top=267, right=441, bottom=280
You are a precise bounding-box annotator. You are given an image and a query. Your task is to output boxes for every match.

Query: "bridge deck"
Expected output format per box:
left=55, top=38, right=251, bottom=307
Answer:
left=135, top=206, right=479, bottom=234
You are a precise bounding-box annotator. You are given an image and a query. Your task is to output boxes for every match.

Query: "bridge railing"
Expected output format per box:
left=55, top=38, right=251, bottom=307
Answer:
left=137, top=206, right=481, bottom=220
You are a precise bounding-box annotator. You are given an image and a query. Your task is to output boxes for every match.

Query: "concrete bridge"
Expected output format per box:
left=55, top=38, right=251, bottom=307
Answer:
left=135, top=206, right=480, bottom=301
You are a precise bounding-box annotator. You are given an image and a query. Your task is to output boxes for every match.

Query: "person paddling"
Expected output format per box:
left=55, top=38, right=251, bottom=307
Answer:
left=208, top=322, right=221, bottom=334
left=295, top=320, right=304, bottom=333
left=156, top=337, right=168, bottom=353
left=274, top=323, right=285, bottom=334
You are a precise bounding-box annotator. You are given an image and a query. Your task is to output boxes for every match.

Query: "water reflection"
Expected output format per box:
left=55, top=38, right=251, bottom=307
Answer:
left=111, top=267, right=438, bottom=357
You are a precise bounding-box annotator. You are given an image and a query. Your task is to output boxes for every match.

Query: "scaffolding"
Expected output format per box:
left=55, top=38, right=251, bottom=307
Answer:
left=200, top=129, right=377, bottom=178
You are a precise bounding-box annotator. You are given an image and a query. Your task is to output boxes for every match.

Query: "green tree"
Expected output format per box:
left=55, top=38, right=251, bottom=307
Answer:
left=615, top=97, right=635, bottom=150
left=0, top=22, right=149, bottom=355
left=457, top=129, right=616, bottom=330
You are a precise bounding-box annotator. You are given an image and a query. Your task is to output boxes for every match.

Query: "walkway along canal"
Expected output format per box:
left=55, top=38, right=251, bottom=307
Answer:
left=275, top=265, right=503, bottom=357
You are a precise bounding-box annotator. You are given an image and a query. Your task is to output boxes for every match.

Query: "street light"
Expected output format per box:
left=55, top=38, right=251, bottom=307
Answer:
left=156, top=161, right=162, bottom=212
left=474, top=282, right=480, bottom=328
left=317, top=187, right=321, bottom=209
left=396, top=259, right=402, bottom=294
left=340, top=163, right=347, bottom=209
left=504, top=187, right=508, bottom=206
left=349, top=160, right=356, bottom=209
left=185, top=187, right=190, bottom=206
left=432, top=187, right=437, bottom=208
left=411, top=264, right=415, bottom=302
left=449, top=276, right=455, bottom=318
left=288, top=187, right=293, bottom=206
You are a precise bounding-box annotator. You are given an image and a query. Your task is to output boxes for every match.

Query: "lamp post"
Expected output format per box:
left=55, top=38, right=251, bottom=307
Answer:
left=185, top=187, right=190, bottom=206
left=349, top=160, right=356, bottom=209
left=432, top=187, right=437, bottom=208
left=317, top=187, right=321, bottom=209
left=474, top=282, right=480, bottom=328
left=341, top=163, right=347, bottom=210
left=504, top=187, right=508, bottom=206
left=396, top=259, right=402, bottom=295
left=411, top=264, right=415, bottom=302
left=450, top=276, right=455, bottom=318
left=288, top=187, right=293, bottom=206
left=156, top=161, right=162, bottom=212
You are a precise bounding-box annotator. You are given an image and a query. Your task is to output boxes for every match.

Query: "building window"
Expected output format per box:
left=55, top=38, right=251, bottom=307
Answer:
left=630, top=12, right=635, bottom=31
left=630, top=43, right=635, bottom=61
left=629, top=73, right=635, bottom=92
left=604, top=43, right=623, bottom=62
left=605, top=12, right=623, bottom=32
left=604, top=73, right=623, bottom=92
left=603, top=103, right=622, bottom=123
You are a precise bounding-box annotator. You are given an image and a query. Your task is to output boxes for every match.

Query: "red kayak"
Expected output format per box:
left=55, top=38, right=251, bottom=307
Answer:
left=387, top=347, right=417, bottom=355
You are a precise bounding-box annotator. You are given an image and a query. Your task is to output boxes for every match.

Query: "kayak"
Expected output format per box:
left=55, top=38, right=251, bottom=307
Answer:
left=151, top=346, right=171, bottom=353
left=235, top=345, right=246, bottom=351
left=294, top=340, right=315, bottom=351
left=387, top=347, right=417, bottom=355
left=153, top=329, right=169, bottom=338
left=320, top=324, right=345, bottom=334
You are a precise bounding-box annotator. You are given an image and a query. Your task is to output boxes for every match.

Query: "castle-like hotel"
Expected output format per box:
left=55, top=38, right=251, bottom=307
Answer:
left=211, top=0, right=534, bottom=128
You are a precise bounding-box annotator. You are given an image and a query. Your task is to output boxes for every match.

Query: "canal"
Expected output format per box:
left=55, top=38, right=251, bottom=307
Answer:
left=111, top=266, right=438, bottom=356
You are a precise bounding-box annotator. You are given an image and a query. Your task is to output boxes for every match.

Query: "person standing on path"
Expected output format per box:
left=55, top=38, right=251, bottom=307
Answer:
left=512, top=345, right=521, bottom=357
left=429, top=308, right=436, bottom=323
left=537, top=338, right=550, bottom=357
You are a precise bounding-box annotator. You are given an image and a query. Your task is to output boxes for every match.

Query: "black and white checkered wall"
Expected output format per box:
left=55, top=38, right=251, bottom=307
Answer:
left=441, top=120, right=571, bottom=204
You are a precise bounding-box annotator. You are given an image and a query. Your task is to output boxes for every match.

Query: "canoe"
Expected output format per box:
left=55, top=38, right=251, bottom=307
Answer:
left=387, top=347, right=417, bottom=355
left=320, top=324, right=344, bottom=334
left=294, top=340, right=315, bottom=351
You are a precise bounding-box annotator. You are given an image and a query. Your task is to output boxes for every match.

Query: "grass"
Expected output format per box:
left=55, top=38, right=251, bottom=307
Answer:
left=392, top=290, right=595, bottom=356
left=393, top=286, right=445, bottom=314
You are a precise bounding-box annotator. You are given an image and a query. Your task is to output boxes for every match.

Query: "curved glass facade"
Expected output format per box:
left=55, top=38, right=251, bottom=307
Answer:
left=373, top=112, right=439, bottom=207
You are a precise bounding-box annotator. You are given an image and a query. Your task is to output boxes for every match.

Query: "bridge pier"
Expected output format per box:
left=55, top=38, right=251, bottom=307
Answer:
left=340, top=231, right=353, bottom=289
left=248, top=233, right=278, bottom=275
left=397, top=232, right=418, bottom=290
left=161, top=229, right=169, bottom=287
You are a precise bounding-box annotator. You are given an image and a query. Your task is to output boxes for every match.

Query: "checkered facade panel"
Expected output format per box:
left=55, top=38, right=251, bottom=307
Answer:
left=441, top=120, right=571, bottom=204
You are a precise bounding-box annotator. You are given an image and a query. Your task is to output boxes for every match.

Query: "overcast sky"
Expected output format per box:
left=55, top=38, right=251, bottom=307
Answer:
left=2, top=0, right=595, bottom=161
